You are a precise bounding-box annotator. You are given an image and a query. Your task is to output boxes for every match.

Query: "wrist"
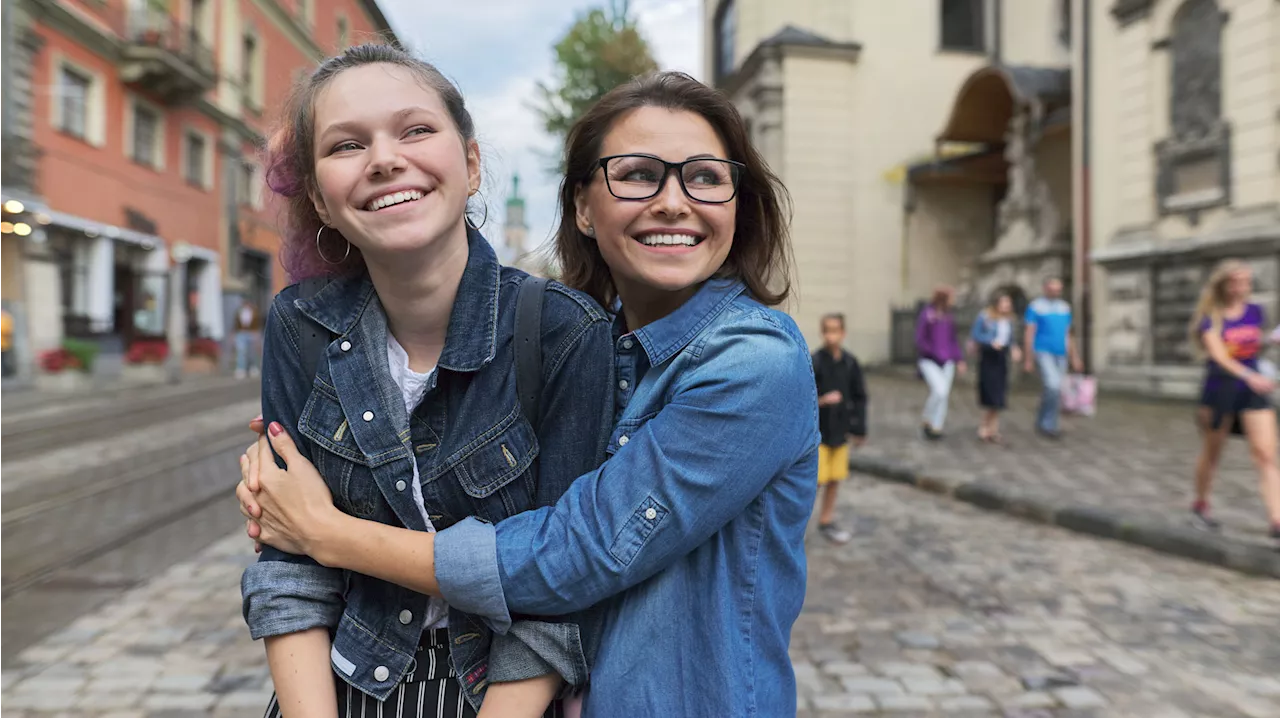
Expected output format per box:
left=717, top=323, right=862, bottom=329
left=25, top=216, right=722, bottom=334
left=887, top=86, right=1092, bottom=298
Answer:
left=307, top=508, right=351, bottom=568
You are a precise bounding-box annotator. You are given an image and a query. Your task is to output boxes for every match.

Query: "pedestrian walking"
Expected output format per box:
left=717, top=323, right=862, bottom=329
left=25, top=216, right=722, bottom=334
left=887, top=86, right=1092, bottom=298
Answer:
left=236, top=44, right=614, bottom=718
left=1, top=306, right=14, bottom=377
left=813, top=313, right=868, bottom=544
left=970, top=292, right=1022, bottom=444
left=915, top=285, right=965, bottom=439
left=1187, top=260, right=1280, bottom=547
left=232, top=297, right=261, bottom=379
left=1022, top=277, right=1082, bottom=438
left=239, top=68, right=817, bottom=717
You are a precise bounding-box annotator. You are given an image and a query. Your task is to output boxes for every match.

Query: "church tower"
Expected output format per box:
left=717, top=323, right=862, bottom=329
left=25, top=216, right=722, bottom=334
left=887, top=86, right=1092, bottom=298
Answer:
left=502, top=174, right=528, bottom=266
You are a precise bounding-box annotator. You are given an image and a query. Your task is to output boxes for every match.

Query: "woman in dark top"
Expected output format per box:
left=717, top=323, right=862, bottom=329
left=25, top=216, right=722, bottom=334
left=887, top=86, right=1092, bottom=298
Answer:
left=1187, top=260, right=1280, bottom=548
left=970, top=292, right=1021, bottom=444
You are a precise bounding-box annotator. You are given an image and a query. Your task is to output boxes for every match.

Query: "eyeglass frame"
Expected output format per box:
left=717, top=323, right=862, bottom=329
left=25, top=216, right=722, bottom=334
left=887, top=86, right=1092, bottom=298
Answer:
left=593, top=154, right=747, bottom=204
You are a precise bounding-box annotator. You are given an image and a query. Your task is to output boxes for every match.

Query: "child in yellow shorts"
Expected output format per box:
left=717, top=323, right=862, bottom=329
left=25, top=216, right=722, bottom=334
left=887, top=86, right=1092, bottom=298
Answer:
left=812, top=314, right=867, bottom=544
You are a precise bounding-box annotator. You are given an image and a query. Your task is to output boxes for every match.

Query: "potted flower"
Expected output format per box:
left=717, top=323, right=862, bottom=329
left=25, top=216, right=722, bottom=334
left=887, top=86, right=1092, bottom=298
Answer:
left=184, top=336, right=220, bottom=374
left=122, top=338, right=170, bottom=382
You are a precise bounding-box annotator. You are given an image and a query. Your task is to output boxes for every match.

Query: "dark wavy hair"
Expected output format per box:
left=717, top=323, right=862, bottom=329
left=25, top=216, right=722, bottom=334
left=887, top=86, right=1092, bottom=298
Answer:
left=554, top=71, right=794, bottom=308
left=263, top=43, right=478, bottom=280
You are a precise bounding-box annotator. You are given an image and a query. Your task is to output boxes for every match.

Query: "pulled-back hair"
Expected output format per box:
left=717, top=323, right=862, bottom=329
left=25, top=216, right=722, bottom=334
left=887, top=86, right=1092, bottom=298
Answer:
left=554, top=71, right=794, bottom=308
left=263, top=43, right=477, bottom=280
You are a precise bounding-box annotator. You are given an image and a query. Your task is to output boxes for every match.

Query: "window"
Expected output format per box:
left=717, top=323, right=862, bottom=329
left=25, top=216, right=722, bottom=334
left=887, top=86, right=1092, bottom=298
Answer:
left=238, top=161, right=262, bottom=208
left=131, top=103, right=162, bottom=168
left=336, top=16, right=349, bottom=49
left=940, top=0, right=985, bottom=52
left=184, top=131, right=208, bottom=187
left=713, top=1, right=736, bottom=84
left=241, top=32, right=261, bottom=109
left=59, top=66, right=92, bottom=139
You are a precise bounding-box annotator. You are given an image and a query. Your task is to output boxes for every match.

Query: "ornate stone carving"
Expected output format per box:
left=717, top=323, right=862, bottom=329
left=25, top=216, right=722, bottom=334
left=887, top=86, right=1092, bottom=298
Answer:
left=993, top=108, right=1062, bottom=254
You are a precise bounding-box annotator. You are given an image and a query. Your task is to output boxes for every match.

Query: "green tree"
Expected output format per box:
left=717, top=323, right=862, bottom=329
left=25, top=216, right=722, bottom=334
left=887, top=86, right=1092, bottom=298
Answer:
left=534, top=5, right=659, bottom=152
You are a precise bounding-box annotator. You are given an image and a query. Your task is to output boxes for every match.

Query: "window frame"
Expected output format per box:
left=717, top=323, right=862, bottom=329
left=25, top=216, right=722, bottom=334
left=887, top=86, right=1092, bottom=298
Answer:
left=182, top=127, right=215, bottom=189
left=712, top=0, right=737, bottom=85
left=51, top=56, right=106, bottom=146
left=939, top=0, right=987, bottom=53
left=126, top=95, right=167, bottom=171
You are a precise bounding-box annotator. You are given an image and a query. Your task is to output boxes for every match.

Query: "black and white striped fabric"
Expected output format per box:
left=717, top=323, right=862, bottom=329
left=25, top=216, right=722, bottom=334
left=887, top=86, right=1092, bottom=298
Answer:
left=262, top=629, right=564, bottom=718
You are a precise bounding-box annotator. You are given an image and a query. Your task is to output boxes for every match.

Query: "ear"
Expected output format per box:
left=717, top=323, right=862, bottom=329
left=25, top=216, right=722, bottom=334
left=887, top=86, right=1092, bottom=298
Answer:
left=466, top=139, right=482, bottom=195
left=573, top=184, right=594, bottom=238
left=308, top=183, right=332, bottom=226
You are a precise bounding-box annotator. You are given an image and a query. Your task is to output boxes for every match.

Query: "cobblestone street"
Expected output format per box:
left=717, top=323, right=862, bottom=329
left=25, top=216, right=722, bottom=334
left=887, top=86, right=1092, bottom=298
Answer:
left=4, top=473, right=1278, bottom=717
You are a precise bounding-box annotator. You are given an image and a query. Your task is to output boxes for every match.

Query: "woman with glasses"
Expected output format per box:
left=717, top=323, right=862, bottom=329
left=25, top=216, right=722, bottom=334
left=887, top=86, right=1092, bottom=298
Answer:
left=241, top=71, right=816, bottom=717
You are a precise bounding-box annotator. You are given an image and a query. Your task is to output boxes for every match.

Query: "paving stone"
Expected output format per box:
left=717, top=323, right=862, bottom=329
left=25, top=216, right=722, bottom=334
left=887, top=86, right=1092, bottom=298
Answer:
left=142, top=693, right=218, bottom=710
left=895, top=631, right=941, bottom=649
left=902, top=677, right=967, bottom=696
left=821, top=661, right=869, bottom=677
left=876, top=661, right=943, bottom=679
left=1053, top=686, right=1109, bottom=709
left=1001, top=692, right=1060, bottom=710
left=812, top=694, right=876, bottom=713
left=840, top=677, right=905, bottom=696
left=876, top=694, right=934, bottom=712
left=938, top=694, right=996, bottom=712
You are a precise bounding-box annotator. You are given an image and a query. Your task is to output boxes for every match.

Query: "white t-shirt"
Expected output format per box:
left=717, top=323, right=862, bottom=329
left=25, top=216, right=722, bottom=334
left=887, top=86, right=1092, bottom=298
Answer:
left=386, top=333, right=450, bottom=630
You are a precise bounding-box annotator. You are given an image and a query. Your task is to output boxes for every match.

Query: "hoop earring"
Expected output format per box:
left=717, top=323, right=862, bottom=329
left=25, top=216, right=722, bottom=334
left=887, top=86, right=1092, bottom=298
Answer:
left=316, top=225, right=351, bottom=265
left=465, top=191, right=489, bottom=230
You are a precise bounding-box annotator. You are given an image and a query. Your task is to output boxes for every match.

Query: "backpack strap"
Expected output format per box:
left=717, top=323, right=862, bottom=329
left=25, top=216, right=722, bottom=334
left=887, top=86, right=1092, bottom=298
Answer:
left=515, top=276, right=549, bottom=432
left=297, top=276, right=332, bottom=383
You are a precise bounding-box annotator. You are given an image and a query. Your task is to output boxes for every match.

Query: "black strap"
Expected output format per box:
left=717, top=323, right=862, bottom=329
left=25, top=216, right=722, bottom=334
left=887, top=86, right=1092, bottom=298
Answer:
left=515, top=276, right=548, bottom=431
left=297, top=276, right=331, bottom=383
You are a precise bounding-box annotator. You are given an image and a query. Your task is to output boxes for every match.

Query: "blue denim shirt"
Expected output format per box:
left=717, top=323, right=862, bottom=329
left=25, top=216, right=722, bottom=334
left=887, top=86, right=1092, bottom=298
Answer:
left=435, top=279, right=820, bottom=717
left=240, top=229, right=614, bottom=705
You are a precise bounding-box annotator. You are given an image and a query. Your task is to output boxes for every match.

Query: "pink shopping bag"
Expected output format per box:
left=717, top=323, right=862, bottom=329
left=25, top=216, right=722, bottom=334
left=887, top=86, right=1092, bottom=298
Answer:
left=1061, top=373, right=1097, bottom=417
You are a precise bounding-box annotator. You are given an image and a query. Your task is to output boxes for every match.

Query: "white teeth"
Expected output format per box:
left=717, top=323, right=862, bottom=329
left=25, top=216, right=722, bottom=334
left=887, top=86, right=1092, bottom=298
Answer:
left=367, top=190, right=424, bottom=211
left=639, top=233, right=700, bottom=247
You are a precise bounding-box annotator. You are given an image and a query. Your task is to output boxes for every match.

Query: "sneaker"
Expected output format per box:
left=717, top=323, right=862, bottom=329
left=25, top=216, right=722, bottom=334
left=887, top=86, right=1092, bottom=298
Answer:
left=1189, top=509, right=1222, bottom=533
left=818, top=522, right=852, bottom=545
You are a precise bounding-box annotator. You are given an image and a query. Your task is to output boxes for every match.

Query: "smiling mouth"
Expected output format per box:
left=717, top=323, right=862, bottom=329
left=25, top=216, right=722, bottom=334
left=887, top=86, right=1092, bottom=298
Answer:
left=635, top=233, right=704, bottom=247
left=364, top=189, right=426, bottom=212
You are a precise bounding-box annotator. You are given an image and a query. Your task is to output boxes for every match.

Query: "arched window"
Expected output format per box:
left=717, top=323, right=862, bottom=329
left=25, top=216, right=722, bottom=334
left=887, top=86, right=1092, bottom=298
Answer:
left=1169, top=0, right=1222, bottom=140
left=714, top=0, right=736, bottom=84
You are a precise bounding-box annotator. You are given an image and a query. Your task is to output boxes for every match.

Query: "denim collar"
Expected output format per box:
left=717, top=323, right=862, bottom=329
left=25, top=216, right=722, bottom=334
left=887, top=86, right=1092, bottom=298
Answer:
left=626, top=278, right=746, bottom=366
left=295, top=227, right=501, bottom=373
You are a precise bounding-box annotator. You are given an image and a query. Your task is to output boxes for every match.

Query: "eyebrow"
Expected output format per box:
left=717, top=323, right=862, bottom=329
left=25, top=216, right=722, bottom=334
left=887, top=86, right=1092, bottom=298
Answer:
left=624, top=151, right=726, bottom=162
left=318, top=106, right=438, bottom=139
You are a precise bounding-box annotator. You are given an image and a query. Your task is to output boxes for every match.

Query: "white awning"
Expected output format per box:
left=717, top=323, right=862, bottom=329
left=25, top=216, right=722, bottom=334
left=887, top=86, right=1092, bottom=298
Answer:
left=43, top=208, right=165, bottom=249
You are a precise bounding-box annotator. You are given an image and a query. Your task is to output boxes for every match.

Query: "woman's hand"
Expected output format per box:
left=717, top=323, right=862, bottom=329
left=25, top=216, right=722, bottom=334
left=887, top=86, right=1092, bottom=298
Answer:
left=238, top=423, right=340, bottom=558
left=1245, top=372, right=1276, bottom=396
left=1012, top=346, right=1024, bottom=364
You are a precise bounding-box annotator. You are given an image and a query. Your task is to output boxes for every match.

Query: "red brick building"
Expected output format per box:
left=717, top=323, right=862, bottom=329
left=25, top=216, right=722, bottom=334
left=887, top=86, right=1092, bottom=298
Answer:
left=0, top=0, right=395, bottom=382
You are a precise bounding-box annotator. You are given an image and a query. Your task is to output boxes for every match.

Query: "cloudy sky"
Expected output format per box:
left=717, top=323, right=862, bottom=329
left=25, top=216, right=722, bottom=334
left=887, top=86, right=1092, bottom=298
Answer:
left=379, top=0, right=704, bottom=254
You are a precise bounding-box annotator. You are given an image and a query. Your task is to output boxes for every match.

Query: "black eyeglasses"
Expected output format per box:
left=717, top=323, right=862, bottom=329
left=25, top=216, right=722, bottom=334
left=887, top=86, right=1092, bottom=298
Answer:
left=595, top=154, right=745, bottom=204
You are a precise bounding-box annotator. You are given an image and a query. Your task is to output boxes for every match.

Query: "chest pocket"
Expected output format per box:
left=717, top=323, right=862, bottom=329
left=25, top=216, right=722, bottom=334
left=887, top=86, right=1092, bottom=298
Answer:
left=430, top=405, right=539, bottom=521
left=297, top=383, right=383, bottom=520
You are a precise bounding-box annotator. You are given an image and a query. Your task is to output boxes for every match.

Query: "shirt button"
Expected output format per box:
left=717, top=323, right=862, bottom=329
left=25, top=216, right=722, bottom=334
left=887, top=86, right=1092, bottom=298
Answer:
left=622, top=339, right=634, bottom=350
left=644, top=508, right=658, bottom=520
left=618, top=435, right=629, bottom=446
left=362, top=410, right=374, bottom=422
left=395, top=480, right=407, bottom=491
left=619, top=379, right=629, bottom=390
left=374, top=665, right=389, bottom=682
left=399, top=610, right=413, bottom=625
left=340, top=340, right=352, bottom=351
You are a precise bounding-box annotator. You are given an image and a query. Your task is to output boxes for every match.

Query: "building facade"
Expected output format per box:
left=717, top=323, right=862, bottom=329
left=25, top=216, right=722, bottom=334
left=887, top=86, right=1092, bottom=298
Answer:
left=0, top=0, right=394, bottom=383
left=705, top=0, right=1073, bottom=361
left=1088, top=0, right=1280, bottom=397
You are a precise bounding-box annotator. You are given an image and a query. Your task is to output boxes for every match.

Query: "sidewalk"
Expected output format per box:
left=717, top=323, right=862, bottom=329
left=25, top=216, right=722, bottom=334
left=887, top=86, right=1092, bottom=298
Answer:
left=1, top=533, right=269, bottom=716
left=851, top=372, right=1280, bottom=578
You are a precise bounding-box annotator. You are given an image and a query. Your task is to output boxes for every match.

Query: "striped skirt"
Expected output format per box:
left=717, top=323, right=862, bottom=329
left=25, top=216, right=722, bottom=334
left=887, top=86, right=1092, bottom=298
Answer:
left=263, top=629, right=564, bottom=718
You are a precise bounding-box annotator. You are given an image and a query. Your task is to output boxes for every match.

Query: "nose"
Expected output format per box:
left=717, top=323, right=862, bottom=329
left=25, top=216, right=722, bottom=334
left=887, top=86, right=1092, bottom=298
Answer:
left=649, top=168, right=690, bottom=219
left=365, top=135, right=406, bottom=178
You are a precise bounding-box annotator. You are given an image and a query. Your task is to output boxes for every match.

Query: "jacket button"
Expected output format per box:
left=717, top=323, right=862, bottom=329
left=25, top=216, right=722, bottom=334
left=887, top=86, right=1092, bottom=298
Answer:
left=645, top=508, right=658, bottom=520
left=399, top=610, right=413, bottom=625
left=618, top=435, right=629, bottom=446
left=618, top=379, right=629, bottom=390
left=362, top=411, right=374, bottom=422
left=374, top=665, right=389, bottom=682
left=622, top=338, right=634, bottom=350
left=340, top=340, right=352, bottom=351
left=395, top=480, right=407, bottom=491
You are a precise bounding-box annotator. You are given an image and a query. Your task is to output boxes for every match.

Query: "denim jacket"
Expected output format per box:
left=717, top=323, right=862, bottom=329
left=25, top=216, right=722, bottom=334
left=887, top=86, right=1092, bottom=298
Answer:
left=435, top=279, right=820, bottom=717
left=240, top=230, right=614, bottom=706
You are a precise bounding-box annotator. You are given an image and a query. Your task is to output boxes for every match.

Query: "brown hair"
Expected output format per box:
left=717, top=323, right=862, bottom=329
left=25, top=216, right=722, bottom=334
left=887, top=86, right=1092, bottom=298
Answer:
left=554, top=71, right=794, bottom=308
left=821, top=313, right=846, bottom=330
left=264, top=43, right=479, bottom=280
left=930, top=285, right=955, bottom=310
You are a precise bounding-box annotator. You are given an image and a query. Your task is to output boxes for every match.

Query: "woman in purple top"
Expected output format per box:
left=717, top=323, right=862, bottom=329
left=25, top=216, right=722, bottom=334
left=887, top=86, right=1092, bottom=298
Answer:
left=914, top=285, right=966, bottom=440
left=1188, top=260, right=1280, bottom=548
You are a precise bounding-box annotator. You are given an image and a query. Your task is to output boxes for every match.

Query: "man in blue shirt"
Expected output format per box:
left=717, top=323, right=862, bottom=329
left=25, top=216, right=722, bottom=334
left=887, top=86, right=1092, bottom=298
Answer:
left=1023, top=277, right=1083, bottom=438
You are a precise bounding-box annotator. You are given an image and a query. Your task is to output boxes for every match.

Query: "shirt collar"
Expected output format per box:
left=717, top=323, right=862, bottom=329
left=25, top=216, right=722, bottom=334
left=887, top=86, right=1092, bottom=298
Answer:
left=295, top=226, right=501, bottom=373
left=625, top=278, right=746, bottom=366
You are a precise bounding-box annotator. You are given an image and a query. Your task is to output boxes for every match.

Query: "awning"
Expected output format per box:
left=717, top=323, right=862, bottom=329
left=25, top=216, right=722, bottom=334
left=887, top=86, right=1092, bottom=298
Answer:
left=43, top=208, right=164, bottom=249
left=908, top=149, right=1008, bottom=186
left=937, top=65, right=1071, bottom=145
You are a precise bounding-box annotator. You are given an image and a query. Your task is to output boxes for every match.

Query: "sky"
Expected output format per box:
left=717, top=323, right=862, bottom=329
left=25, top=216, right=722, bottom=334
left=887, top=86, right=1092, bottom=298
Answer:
left=378, top=0, right=704, bottom=255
